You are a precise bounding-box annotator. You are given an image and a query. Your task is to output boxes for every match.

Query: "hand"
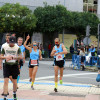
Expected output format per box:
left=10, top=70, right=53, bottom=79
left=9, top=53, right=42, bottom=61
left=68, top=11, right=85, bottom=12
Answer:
left=54, top=53, right=59, bottom=56
left=39, top=56, right=42, bottom=60
left=6, top=55, right=12, bottom=62
left=26, top=34, right=30, bottom=40
left=53, top=50, right=57, bottom=53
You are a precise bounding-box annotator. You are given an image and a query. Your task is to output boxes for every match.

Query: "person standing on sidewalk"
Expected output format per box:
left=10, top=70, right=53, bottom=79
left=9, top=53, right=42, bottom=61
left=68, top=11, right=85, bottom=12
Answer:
left=51, top=38, right=67, bottom=92
left=24, top=34, right=42, bottom=90
left=0, top=36, right=22, bottom=100
left=17, top=37, right=25, bottom=88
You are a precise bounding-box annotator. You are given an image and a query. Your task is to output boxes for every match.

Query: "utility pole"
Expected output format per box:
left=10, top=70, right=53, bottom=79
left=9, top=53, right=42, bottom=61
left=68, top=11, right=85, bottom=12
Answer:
left=97, top=24, right=100, bottom=51
left=62, top=0, right=65, bottom=44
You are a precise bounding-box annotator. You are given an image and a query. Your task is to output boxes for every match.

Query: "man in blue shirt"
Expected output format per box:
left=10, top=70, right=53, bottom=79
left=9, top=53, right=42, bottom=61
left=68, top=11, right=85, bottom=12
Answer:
left=89, top=44, right=96, bottom=66
left=17, top=37, right=25, bottom=88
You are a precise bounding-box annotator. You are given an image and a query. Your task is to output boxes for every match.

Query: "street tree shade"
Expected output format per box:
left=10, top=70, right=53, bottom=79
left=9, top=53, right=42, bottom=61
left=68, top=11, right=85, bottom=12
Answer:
left=0, top=3, right=37, bottom=36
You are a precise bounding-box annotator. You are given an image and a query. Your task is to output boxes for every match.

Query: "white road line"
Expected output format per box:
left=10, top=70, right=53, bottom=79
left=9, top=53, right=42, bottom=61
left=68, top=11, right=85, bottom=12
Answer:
left=21, top=73, right=97, bottom=81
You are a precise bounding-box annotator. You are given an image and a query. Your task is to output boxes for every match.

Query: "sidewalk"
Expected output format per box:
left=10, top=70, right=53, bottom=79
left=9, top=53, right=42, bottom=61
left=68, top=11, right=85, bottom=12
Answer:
left=0, top=81, right=100, bottom=100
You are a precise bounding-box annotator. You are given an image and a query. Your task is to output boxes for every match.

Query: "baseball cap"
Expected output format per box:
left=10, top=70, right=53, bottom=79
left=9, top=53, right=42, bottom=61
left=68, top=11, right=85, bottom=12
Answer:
left=9, top=36, right=16, bottom=43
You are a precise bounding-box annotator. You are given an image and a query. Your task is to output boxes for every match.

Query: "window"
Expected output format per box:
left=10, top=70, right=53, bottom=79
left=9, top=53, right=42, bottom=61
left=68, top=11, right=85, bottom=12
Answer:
left=83, top=0, right=98, bottom=14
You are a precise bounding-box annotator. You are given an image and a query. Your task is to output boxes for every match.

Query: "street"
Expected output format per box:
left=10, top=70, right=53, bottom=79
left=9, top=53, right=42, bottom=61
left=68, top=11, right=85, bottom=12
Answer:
left=0, top=61, right=98, bottom=86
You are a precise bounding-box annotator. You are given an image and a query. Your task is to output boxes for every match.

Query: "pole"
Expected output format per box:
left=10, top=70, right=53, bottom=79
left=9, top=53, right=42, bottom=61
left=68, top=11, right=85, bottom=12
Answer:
left=62, top=29, right=65, bottom=44
left=97, top=24, right=100, bottom=51
left=62, top=0, right=65, bottom=44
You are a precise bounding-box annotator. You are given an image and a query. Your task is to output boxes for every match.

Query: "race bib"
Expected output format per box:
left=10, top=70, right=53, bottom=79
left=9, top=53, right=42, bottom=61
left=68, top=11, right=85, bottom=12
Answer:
left=31, top=60, right=38, bottom=65
left=56, top=54, right=63, bottom=61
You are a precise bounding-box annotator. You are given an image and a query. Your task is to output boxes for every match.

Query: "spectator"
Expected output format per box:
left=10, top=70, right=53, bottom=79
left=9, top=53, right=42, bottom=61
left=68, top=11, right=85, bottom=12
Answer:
left=89, top=44, right=96, bottom=56
left=85, top=45, right=89, bottom=55
left=79, top=47, right=85, bottom=71
left=40, top=44, right=43, bottom=51
left=42, top=48, right=45, bottom=58
left=48, top=43, right=52, bottom=58
left=89, top=44, right=96, bottom=66
left=70, top=44, right=74, bottom=54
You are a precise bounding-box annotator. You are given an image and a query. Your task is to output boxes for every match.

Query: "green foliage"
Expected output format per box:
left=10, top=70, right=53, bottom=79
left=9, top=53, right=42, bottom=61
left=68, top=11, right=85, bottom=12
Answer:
left=34, top=5, right=67, bottom=33
left=0, top=3, right=37, bottom=35
left=34, top=4, right=100, bottom=38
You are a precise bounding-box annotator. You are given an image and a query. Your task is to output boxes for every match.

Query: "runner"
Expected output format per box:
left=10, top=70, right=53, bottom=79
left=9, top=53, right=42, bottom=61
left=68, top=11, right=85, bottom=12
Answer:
left=17, top=37, right=25, bottom=88
left=51, top=38, right=67, bottom=92
left=1, top=36, right=22, bottom=100
left=0, top=33, right=12, bottom=96
left=24, top=34, right=42, bottom=90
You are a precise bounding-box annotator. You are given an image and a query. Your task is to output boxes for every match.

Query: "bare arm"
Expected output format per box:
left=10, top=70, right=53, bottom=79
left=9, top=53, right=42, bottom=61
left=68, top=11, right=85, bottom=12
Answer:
left=39, top=50, right=42, bottom=60
left=24, top=35, right=32, bottom=52
left=23, top=52, right=25, bottom=63
left=50, top=47, right=57, bottom=57
left=58, top=45, right=67, bottom=55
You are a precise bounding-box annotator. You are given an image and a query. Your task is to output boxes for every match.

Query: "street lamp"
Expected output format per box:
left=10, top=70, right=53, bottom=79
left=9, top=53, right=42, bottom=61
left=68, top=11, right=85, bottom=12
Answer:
left=62, top=0, right=65, bottom=44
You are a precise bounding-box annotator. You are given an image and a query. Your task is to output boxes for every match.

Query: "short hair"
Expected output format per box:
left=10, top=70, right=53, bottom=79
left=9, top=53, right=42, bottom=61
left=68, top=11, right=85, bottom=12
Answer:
left=17, top=37, right=23, bottom=41
left=32, top=41, right=37, bottom=45
left=55, top=38, right=60, bottom=42
left=5, top=33, right=11, bottom=39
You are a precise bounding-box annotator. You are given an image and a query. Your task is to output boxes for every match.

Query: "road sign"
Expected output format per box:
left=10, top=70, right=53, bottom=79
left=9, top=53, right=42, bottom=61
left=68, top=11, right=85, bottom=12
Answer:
left=83, top=37, right=91, bottom=45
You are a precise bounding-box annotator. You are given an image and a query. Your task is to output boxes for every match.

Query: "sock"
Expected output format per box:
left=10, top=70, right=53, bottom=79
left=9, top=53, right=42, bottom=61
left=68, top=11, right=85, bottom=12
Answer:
left=31, top=82, right=34, bottom=86
left=55, top=82, right=58, bottom=89
left=13, top=91, right=16, bottom=98
left=17, top=75, right=20, bottom=83
left=4, top=95, right=7, bottom=99
left=60, top=80, right=63, bottom=84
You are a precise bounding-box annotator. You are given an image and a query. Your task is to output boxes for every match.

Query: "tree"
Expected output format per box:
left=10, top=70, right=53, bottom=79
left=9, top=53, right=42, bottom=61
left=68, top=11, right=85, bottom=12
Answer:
left=69, top=11, right=100, bottom=40
left=0, top=3, right=37, bottom=36
left=34, top=4, right=68, bottom=42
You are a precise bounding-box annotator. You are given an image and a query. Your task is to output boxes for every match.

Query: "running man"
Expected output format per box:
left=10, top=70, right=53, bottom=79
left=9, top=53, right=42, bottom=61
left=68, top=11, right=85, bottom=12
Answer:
left=0, top=33, right=12, bottom=96
left=24, top=34, right=42, bottom=90
left=1, top=36, right=22, bottom=100
left=17, top=37, right=25, bottom=88
left=51, top=38, right=67, bottom=92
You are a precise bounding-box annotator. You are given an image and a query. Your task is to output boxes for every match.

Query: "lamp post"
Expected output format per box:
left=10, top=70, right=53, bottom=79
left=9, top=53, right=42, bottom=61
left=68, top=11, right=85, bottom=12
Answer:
left=62, top=0, right=65, bottom=44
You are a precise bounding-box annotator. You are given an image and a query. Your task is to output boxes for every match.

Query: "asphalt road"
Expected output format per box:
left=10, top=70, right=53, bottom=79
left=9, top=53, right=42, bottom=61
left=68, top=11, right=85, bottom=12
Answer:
left=0, top=61, right=99, bottom=86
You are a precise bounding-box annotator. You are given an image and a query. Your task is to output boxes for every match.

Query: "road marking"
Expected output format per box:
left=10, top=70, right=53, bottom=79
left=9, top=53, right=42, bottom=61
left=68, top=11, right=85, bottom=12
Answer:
left=34, top=73, right=97, bottom=80
left=21, top=72, right=97, bottom=81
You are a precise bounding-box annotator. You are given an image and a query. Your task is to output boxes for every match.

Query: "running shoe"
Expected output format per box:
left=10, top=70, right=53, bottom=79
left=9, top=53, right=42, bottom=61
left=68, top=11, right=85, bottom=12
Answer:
left=31, top=85, right=34, bottom=90
left=4, top=98, right=7, bottom=100
left=13, top=98, right=17, bottom=100
left=54, top=88, right=58, bottom=92
left=13, top=94, right=17, bottom=100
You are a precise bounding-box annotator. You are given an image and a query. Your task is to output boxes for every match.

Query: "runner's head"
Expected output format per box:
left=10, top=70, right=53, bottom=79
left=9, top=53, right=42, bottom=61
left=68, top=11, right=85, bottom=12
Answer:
left=17, top=37, right=23, bottom=46
left=5, top=33, right=11, bottom=43
left=55, top=38, right=60, bottom=47
left=32, top=41, right=38, bottom=49
left=9, top=36, right=16, bottom=47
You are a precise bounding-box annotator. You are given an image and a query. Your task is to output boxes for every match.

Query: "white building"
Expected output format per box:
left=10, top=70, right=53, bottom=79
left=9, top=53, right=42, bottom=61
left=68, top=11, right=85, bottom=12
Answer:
left=0, top=0, right=83, bottom=12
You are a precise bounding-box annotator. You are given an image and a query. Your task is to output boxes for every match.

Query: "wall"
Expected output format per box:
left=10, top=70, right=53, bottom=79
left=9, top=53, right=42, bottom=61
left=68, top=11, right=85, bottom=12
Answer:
left=0, top=0, right=83, bottom=12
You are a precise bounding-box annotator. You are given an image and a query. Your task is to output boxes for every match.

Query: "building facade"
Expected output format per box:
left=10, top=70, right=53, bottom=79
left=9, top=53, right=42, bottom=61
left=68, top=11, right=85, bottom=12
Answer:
left=0, top=0, right=83, bottom=12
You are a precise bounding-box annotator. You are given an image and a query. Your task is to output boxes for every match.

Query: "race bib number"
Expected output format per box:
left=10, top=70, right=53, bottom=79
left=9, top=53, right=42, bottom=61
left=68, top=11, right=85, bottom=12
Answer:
left=31, top=60, right=38, bottom=65
left=56, top=54, right=63, bottom=61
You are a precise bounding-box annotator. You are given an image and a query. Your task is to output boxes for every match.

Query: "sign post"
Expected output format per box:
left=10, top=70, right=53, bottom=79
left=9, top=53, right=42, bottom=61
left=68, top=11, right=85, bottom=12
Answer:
left=97, top=24, right=100, bottom=51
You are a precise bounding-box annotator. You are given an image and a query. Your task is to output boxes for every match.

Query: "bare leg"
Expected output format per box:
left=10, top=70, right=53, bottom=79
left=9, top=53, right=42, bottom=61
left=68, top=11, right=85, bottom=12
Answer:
left=4, top=78, right=9, bottom=95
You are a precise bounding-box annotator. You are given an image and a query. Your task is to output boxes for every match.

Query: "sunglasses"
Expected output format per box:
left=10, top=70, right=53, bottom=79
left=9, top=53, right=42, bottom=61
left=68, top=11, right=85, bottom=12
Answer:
left=55, top=42, right=59, bottom=44
left=33, top=45, right=37, bottom=46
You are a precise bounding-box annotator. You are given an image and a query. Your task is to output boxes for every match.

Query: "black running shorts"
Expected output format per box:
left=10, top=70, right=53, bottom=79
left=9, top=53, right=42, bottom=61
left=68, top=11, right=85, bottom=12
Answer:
left=3, top=64, right=19, bottom=79
left=54, top=58, right=64, bottom=68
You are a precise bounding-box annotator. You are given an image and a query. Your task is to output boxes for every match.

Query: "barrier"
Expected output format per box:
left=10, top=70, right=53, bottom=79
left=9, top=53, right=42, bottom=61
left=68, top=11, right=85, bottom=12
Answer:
left=70, top=54, right=100, bottom=70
